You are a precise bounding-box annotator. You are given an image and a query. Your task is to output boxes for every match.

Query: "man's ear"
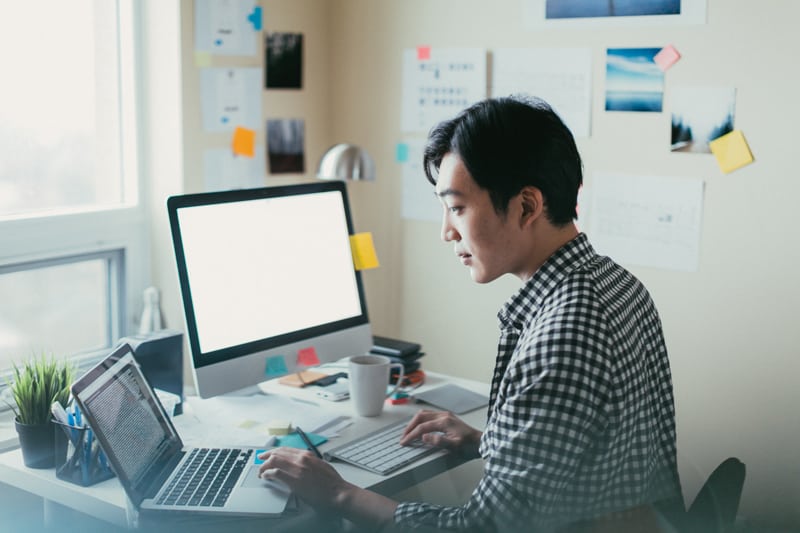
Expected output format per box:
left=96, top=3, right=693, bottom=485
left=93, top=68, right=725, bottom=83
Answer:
left=518, top=186, right=544, bottom=227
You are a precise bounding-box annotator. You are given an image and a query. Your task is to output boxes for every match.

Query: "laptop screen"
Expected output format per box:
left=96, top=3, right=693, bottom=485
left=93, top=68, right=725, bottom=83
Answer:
left=71, top=344, right=183, bottom=507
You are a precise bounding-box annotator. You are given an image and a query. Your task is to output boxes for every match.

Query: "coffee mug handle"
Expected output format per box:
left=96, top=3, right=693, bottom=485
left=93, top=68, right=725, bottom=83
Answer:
left=387, top=363, right=405, bottom=398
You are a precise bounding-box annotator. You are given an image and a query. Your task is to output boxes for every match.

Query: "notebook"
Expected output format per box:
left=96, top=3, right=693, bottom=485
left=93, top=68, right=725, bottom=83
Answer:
left=70, top=344, right=291, bottom=517
left=413, top=383, right=489, bottom=415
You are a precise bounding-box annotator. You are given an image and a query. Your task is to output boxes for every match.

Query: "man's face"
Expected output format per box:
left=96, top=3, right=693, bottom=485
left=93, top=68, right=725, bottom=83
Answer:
left=435, top=153, right=522, bottom=284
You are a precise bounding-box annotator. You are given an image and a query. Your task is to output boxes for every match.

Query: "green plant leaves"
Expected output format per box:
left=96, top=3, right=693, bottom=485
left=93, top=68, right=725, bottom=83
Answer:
left=5, top=354, right=75, bottom=425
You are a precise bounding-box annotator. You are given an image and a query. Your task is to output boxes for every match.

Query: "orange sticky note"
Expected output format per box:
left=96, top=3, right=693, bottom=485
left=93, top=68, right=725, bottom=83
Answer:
left=654, top=45, right=681, bottom=71
left=417, top=46, right=431, bottom=60
left=350, top=232, right=380, bottom=270
left=297, top=347, right=321, bottom=367
left=232, top=126, right=256, bottom=157
left=709, top=130, right=754, bottom=174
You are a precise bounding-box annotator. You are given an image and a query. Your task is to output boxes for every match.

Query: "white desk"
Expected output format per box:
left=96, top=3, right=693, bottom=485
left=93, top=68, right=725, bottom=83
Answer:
left=0, top=371, right=488, bottom=530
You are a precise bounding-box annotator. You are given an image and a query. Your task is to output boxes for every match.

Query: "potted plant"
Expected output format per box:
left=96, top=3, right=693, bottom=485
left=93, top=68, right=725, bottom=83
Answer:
left=5, top=355, right=74, bottom=468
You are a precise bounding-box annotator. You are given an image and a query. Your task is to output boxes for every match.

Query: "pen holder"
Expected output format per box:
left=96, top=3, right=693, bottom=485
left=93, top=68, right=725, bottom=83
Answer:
left=53, top=420, right=115, bottom=487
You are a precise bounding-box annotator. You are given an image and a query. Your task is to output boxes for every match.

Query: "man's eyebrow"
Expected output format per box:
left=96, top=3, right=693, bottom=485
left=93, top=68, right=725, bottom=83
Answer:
left=435, top=188, right=464, bottom=198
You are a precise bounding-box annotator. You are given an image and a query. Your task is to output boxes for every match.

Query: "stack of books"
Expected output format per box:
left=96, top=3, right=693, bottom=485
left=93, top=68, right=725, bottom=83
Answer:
left=370, top=335, right=426, bottom=388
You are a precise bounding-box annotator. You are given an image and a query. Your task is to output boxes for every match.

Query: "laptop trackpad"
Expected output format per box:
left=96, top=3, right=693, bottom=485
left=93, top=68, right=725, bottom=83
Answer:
left=242, top=464, right=291, bottom=494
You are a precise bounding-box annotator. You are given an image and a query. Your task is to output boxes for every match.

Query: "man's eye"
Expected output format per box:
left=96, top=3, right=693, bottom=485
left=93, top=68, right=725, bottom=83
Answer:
left=449, top=206, right=463, bottom=214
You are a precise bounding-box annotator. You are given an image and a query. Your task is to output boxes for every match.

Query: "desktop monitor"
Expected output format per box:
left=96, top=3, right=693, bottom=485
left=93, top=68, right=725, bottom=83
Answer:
left=167, top=181, right=372, bottom=398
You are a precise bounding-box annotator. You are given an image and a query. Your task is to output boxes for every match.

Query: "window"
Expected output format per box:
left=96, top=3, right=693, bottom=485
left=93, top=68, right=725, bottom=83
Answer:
left=0, top=1, right=147, bottom=378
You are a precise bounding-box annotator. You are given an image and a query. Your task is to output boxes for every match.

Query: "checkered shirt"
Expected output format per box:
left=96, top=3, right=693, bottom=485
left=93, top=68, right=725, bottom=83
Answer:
left=394, top=233, right=681, bottom=532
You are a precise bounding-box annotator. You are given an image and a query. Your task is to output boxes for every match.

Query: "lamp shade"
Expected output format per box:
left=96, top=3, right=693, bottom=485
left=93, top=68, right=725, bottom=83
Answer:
left=316, top=143, right=375, bottom=181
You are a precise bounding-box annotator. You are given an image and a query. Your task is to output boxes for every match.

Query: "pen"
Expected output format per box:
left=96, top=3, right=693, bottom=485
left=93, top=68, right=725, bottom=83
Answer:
left=294, top=426, right=323, bottom=459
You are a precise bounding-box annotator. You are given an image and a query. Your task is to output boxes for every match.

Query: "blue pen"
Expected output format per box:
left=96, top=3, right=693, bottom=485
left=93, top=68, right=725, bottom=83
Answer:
left=74, top=404, right=82, bottom=427
left=82, top=428, right=92, bottom=483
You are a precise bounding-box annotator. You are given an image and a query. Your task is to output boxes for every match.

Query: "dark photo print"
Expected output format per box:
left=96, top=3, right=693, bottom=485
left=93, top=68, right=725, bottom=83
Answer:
left=546, top=0, right=681, bottom=19
left=267, top=119, right=305, bottom=174
left=265, top=32, right=303, bottom=89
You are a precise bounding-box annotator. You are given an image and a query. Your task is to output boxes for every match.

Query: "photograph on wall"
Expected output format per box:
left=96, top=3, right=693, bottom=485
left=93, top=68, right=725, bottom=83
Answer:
left=605, top=48, right=664, bottom=112
left=523, top=0, right=706, bottom=27
left=266, top=119, right=305, bottom=174
left=670, top=87, right=736, bottom=154
left=265, top=32, right=303, bottom=89
left=546, top=0, right=680, bottom=19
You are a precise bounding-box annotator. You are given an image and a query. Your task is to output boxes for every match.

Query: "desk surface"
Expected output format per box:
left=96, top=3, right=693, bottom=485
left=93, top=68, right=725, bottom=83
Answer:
left=0, top=370, right=489, bottom=529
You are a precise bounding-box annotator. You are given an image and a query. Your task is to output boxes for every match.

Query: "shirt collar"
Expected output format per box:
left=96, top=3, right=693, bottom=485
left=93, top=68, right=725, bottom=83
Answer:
left=497, top=233, right=596, bottom=331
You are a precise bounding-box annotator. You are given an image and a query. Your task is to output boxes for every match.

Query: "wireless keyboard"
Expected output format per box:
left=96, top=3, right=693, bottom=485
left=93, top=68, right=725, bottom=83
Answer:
left=324, top=418, right=438, bottom=475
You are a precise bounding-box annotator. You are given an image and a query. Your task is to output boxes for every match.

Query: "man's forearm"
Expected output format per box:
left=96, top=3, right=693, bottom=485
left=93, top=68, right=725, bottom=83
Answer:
left=334, top=482, right=400, bottom=530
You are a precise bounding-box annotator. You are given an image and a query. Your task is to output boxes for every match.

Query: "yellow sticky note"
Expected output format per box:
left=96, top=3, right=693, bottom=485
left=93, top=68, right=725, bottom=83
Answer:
left=232, top=126, right=256, bottom=157
left=709, top=130, right=754, bottom=174
left=350, top=232, right=380, bottom=270
left=194, top=51, right=212, bottom=67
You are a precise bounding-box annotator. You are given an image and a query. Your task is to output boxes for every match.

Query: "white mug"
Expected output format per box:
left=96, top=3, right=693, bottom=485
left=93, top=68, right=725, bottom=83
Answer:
left=348, top=355, right=404, bottom=417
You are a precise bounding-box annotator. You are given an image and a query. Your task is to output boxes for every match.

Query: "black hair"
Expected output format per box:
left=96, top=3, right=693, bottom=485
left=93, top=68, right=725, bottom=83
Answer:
left=423, top=96, right=582, bottom=225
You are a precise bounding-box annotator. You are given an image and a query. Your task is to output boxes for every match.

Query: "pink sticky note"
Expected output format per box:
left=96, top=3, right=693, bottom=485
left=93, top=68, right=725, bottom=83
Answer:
left=417, top=46, right=431, bottom=60
left=654, top=45, right=681, bottom=71
left=297, top=347, right=320, bottom=367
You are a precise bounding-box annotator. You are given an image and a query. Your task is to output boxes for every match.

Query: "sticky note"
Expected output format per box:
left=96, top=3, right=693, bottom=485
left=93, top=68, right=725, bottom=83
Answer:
left=709, top=130, right=754, bottom=174
left=265, top=355, right=288, bottom=377
left=276, top=432, right=327, bottom=450
left=254, top=450, right=266, bottom=464
left=267, top=419, right=292, bottom=435
left=417, top=45, right=431, bottom=60
left=654, top=45, right=681, bottom=71
left=237, top=420, right=258, bottom=429
left=297, top=346, right=321, bottom=367
left=350, top=232, right=380, bottom=270
left=396, top=143, right=409, bottom=163
left=247, top=6, right=263, bottom=30
left=232, top=126, right=256, bottom=157
left=194, top=51, right=212, bottom=67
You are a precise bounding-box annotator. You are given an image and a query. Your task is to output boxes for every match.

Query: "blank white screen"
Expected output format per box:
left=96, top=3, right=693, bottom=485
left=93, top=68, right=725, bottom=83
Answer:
left=176, top=191, right=362, bottom=353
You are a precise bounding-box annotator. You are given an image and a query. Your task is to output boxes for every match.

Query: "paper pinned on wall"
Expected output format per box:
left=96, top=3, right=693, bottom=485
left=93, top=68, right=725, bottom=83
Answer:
left=194, top=0, right=260, bottom=57
left=587, top=172, right=705, bottom=272
left=203, top=147, right=265, bottom=192
left=401, top=47, right=487, bottom=133
left=201, top=67, right=262, bottom=132
left=709, top=130, right=754, bottom=174
left=350, top=232, right=380, bottom=270
left=491, top=47, right=593, bottom=138
left=400, top=138, right=440, bottom=223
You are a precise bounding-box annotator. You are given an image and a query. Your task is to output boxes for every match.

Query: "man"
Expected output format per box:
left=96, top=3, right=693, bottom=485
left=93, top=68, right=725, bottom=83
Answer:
left=258, top=96, right=682, bottom=532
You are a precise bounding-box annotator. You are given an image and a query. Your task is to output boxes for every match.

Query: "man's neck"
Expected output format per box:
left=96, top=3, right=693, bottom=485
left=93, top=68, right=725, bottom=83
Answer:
left=518, top=223, right=579, bottom=282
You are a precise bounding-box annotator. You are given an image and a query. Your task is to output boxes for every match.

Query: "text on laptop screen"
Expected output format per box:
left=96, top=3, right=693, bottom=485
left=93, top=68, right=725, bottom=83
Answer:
left=79, top=355, right=177, bottom=489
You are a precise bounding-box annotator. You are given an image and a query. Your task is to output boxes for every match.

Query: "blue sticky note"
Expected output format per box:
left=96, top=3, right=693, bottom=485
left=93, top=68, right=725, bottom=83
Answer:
left=254, top=449, right=266, bottom=464
left=396, top=143, right=409, bottom=163
left=265, top=355, right=288, bottom=377
left=247, top=6, right=263, bottom=31
left=276, top=432, right=327, bottom=450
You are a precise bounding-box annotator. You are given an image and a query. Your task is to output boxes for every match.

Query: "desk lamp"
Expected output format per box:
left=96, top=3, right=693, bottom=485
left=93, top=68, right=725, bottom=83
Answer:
left=316, top=143, right=375, bottom=181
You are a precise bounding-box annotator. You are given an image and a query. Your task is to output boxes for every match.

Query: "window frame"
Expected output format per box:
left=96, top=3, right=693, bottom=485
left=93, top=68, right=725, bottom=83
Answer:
left=0, top=0, right=149, bottom=395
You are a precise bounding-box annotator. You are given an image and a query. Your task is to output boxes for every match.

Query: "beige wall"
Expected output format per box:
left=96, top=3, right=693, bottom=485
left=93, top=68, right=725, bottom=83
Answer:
left=170, top=0, right=800, bottom=527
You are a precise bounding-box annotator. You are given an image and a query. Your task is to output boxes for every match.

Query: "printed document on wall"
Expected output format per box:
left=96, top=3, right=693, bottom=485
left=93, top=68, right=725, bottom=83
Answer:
left=492, top=48, right=592, bottom=138
left=201, top=68, right=262, bottom=132
left=401, top=48, right=487, bottom=133
left=588, top=173, right=704, bottom=272
left=203, top=148, right=265, bottom=192
left=195, top=0, right=260, bottom=56
left=400, top=139, right=440, bottom=222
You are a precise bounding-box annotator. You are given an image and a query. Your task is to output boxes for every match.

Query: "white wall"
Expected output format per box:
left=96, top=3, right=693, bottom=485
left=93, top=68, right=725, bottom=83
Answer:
left=172, top=0, right=800, bottom=527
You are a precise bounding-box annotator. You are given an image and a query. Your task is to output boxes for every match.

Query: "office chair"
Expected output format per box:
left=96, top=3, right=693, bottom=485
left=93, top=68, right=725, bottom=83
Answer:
left=683, top=457, right=746, bottom=533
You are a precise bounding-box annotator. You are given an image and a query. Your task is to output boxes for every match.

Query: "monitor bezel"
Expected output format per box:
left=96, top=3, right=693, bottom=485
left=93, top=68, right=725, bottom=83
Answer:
left=167, top=181, right=370, bottom=372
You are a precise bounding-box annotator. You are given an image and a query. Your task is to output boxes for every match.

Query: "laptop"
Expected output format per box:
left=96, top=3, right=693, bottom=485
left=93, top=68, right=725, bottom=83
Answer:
left=70, top=343, right=291, bottom=517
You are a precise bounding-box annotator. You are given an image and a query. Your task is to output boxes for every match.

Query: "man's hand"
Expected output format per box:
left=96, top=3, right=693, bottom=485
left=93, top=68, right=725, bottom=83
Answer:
left=258, top=447, right=399, bottom=528
left=400, top=410, right=482, bottom=458
left=258, top=447, right=352, bottom=510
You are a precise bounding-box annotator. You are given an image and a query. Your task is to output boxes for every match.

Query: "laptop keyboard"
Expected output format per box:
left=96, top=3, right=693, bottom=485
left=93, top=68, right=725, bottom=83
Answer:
left=325, top=418, right=437, bottom=475
left=157, top=448, right=252, bottom=507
